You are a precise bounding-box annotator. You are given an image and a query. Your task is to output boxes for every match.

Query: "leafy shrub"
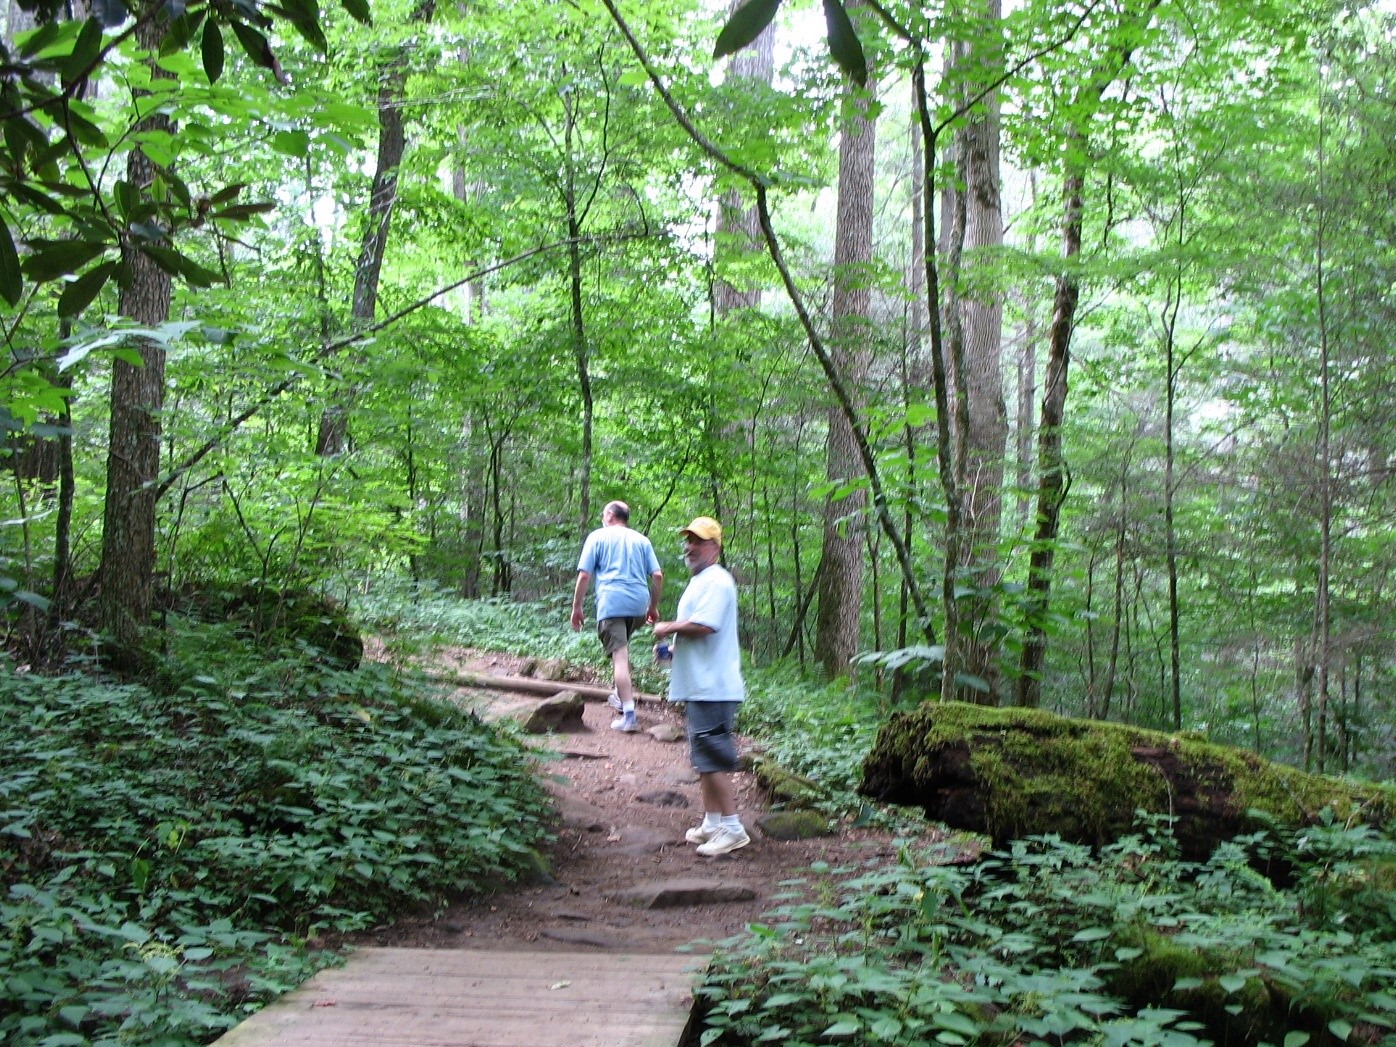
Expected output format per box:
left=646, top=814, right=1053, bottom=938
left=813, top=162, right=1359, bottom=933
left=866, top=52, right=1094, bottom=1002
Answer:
left=698, top=816, right=1396, bottom=1047
left=739, top=664, right=905, bottom=802
left=0, top=650, right=553, bottom=1046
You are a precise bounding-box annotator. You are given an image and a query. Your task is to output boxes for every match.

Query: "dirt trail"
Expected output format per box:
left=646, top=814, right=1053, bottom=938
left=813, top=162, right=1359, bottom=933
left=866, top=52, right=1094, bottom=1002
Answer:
left=354, top=648, right=904, bottom=955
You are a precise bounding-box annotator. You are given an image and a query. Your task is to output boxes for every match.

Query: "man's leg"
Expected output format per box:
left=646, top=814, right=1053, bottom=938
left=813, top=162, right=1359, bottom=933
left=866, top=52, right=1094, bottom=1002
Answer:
left=611, top=645, right=635, bottom=715
left=699, top=771, right=736, bottom=817
left=695, top=770, right=748, bottom=855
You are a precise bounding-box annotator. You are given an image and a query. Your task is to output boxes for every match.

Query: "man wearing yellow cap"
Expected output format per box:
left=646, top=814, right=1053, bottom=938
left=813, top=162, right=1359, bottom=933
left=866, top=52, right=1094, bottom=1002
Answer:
left=653, top=516, right=749, bottom=857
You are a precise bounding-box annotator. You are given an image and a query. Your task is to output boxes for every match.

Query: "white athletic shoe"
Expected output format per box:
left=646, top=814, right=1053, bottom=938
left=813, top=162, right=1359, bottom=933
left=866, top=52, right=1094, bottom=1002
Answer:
left=695, top=825, right=750, bottom=857
left=685, top=824, right=715, bottom=845
left=606, top=692, right=623, bottom=712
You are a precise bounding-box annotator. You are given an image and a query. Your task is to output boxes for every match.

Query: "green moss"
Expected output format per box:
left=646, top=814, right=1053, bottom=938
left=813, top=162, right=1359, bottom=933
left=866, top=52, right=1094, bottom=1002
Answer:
left=868, top=701, right=1394, bottom=845
left=1107, top=926, right=1288, bottom=1047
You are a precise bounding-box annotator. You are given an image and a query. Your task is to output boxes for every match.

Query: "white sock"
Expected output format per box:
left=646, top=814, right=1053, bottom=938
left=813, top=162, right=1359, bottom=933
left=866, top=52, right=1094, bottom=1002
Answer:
left=702, top=812, right=721, bottom=829
left=622, top=701, right=635, bottom=714
left=720, top=814, right=742, bottom=831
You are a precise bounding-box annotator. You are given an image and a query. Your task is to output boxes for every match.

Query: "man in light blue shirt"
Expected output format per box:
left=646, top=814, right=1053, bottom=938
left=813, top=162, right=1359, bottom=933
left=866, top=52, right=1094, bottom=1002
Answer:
left=571, top=501, right=663, bottom=732
left=653, top=516, right=749, bottom=857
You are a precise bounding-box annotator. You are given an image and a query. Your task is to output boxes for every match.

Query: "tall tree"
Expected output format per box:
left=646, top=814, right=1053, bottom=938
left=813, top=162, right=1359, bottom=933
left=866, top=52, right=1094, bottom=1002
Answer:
left=943, top=0, right=1007, bottom=700
left=317, top=0, right=437, bottom=456
left=713, top=0, right=774, bottom=317
left=815, top=39, right=877, bottom=677
left=98, top=10, right=173, bottom=662
left=1016, top=0, right=1163, bottom=706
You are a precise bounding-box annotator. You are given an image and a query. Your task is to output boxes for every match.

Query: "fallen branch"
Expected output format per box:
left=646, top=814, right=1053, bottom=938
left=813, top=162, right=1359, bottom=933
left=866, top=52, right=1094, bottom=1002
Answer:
left=421, top=670, right=665, bottom=706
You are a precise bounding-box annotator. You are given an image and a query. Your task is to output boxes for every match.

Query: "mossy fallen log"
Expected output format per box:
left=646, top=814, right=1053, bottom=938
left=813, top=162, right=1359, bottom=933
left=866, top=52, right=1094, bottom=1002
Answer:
left=858, top=702, right=1394, bottom=860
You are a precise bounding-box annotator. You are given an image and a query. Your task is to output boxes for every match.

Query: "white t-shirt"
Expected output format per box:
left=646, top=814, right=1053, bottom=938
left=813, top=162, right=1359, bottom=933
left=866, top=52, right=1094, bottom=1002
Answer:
left=669, top=564, right=744, bottom=703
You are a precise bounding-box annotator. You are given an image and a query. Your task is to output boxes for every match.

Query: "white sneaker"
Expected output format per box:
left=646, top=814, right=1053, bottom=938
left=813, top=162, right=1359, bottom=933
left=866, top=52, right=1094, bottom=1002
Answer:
left=695, top=825, right=750, bottom=857
left=685, top=824, right=715, bottom=845
left=610, top=712, right=638, bottom=733
left=606, top=692, right=623, bottom=712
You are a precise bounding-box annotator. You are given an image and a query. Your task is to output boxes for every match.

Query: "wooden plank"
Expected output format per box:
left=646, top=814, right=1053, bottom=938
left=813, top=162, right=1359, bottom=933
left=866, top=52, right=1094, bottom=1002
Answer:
left=213, top=948, right=707, bottom=1047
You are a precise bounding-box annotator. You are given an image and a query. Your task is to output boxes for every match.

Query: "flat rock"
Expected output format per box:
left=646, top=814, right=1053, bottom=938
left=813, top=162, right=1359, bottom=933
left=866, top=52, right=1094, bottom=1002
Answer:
left=558, top=743, right=607, bottom=759
left=661, top=766, right=699, bottom=785
left=606, top=878, right=757, bottom=909
left=610, top=826, right=674, bottom=856
left=556, top=796, right=610, bottom=832
left=636, top=788, right=690, bottom=808
left=648, top=723, right=684, bottom=743
left=522, top=690, right=585, bottom=734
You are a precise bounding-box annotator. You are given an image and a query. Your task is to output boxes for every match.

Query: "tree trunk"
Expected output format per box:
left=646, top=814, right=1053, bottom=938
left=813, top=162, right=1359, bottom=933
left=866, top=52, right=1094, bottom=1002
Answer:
left=859, top=702, right=1393, bottom=862
left=1014, top=0, right=1162, bottom=706
left=98, top=11, right=173, bottom=664
left=948, top=0, right=1007, bottom=701
left=1014, top=162, right=1083, bottom=707
left=713, top=0, right=773, bottom=317
left=1312, top=86, right=1333, bottom=773
left=317, top=0, right=435, bottom=456
left=815, top=48, right=877, bottom=677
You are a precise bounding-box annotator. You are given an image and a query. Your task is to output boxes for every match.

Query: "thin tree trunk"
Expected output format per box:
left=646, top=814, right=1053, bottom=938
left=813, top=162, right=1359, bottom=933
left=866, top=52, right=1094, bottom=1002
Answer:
left=317, top=0, right=435, bottom=456
left=1014, top=0, right=1162, bottom=705
left=99, top=10, right=172, bottom=663
left=1313, top=76, right=1333, bottom=773
left=1015, top=173, right=1040, bottom=531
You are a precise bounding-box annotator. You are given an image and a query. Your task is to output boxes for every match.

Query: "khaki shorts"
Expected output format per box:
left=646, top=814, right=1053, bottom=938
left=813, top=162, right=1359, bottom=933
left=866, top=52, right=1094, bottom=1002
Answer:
left=596, top=616, right=643, bottom=655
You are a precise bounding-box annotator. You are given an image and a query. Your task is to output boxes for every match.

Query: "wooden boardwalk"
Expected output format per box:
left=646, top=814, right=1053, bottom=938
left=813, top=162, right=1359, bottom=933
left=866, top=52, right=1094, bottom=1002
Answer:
left=212, top=948, right=707, bottom=1047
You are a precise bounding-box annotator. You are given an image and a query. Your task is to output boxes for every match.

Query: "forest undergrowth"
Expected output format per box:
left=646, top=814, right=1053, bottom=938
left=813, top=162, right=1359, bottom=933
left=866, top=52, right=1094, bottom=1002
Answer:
left=2, top=589, right=1393, bottom=1047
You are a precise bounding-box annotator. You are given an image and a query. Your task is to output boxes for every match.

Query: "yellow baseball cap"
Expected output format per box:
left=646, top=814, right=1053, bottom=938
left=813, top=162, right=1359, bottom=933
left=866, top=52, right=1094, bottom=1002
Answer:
left=678, top=516, right=722, bottom=545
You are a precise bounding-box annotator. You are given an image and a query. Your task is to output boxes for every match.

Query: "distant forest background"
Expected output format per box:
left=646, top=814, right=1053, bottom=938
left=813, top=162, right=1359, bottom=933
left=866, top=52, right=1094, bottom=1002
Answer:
left=2, top=0, right=1392, bottom=779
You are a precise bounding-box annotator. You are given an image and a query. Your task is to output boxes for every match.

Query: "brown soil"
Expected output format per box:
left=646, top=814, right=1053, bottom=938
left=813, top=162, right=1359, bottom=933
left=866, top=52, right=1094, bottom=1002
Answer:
left=353, top=646, right=914, bottom=956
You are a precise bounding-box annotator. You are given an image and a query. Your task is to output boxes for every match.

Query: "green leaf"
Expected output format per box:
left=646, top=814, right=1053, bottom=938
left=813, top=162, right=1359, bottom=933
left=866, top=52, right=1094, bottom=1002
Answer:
left=210, top=202, right=276, bottom=222
left=58, top=259, right=117, bottom=317
left=271, top=130, right=311, bottom=157
left=230, top=21, right=276, bottom=72
left=140, top=244, right=220, bottom=287
left=16, top=20, right=70, bottom=59
left=0, top=219, right=22, bottom=305
left=1219, top=974, right=1247, bottom=994
left=714, top=0, right=782, bottom=60
left=822, top=1016, right=862, bottom=1037
left=933, top=1011, right=981, bottom=1037
left=1284, top=1033, right=1310, bottom=1047
left=61, top=18, right=103, bottom=87
left=1327, top=1021, right=1351, bottom=1042
left=161, top=9, right=208, bottom=55
left=62, top=106, right=109, bottom=147
left=22, top=238, right=107, bottom=282
left=340, top=0, right=371, bottom=24
left=273, top=0, right=328, bottom=52
left=823, top=0, right=867, bottom=86
left=208, top=183, right=248, bottom=207
left=202, top=22, right=225, bottom=83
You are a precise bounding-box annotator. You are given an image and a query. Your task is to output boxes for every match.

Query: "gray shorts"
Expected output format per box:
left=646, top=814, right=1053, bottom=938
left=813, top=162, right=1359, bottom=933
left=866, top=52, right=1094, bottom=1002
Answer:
left=683, top=701, right=740, bottom=773
left=596, top=616, right=643, bottom=655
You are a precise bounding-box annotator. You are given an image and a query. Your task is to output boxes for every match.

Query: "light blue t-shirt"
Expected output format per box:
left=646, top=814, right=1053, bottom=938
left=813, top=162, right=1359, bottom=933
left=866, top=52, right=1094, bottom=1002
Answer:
left=577, top=525, right=661, bottom=621
left=669, top=564, right=745, bottom=703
